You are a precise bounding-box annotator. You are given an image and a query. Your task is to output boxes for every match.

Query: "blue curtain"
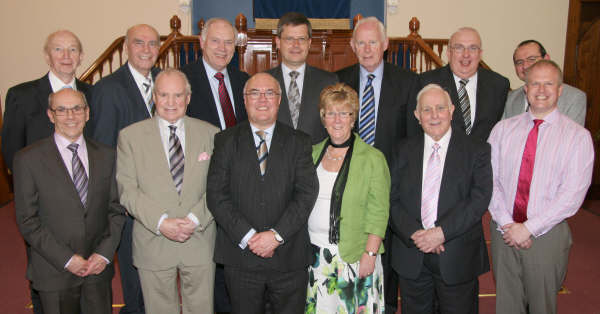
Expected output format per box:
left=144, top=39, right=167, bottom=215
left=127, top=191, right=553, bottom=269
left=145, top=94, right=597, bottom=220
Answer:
left=254, top=0, right=350, bottom=19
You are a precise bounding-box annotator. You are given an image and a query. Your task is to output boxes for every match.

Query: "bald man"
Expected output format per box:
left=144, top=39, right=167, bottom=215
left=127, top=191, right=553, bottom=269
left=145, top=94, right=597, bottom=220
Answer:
left=419, top=27, right=509, bottom=141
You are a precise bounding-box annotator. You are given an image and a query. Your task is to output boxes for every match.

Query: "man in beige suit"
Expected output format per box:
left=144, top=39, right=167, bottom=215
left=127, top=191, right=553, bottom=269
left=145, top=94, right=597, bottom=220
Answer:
left=116, top=68, right=219, bottom=314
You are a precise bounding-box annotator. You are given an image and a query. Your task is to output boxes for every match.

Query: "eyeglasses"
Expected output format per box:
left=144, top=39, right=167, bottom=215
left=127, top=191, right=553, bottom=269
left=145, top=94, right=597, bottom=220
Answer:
left=281, top=36, right=309, bottom=45
left=323, top=111, right=353, bottom=120
left=245, top=90, right=280, bottom=100
left=49, top=105, right=87, bottom=116
left=450, top=44, right=481, bottom=54
left=514, top=56, right=542, bottom=66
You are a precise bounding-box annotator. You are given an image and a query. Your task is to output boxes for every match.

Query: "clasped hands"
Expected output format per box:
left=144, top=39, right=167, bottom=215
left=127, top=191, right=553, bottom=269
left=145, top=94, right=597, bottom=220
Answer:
left=66, top=253, right=107, bottom=277
left=160, top=217, right=198, bottom=243
left=411, top=226, right=445, bottom=254
left=248, top=231, right=280, bottom=258
left=501, top=222, right=532, bottom=249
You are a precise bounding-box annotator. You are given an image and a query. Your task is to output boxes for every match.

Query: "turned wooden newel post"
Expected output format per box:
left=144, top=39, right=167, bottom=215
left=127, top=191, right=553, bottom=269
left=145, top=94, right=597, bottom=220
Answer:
left=352, top=14, right=364, bottom=29
left=235, top=13, right=248, bottom=70
left=170, top=15, right=182, bottom=35
left=197, top=19, right=205, bottom=36
left=408, top=17, right=420, bottom=73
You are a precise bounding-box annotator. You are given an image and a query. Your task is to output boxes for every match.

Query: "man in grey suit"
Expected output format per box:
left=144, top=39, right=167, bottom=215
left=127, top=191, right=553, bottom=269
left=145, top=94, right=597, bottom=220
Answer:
left=503, top=40, right=586, bottom=126
left=267, top=12, right=338, bottom=144
left=116, top=68, right=219, bottom=314
left=14, top=88, right=125, bottom=314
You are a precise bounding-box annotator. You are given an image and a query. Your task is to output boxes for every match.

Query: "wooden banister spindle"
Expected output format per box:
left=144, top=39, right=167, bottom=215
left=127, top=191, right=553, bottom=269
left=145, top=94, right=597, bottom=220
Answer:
left=197, top=19, right=205, bottom=36
left=236, top=13, right=248, bottom=70
left=352, top=14, right=363, bottom=29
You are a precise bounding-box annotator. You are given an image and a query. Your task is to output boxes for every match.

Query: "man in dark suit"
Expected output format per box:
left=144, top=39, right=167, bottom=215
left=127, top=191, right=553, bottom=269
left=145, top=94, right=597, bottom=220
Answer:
left=88, top=24, right=161, bottom=314
left=2, top=30, right=91, bottom=314
left=389, top=84, right=492, bottom=314
left=267, top=12, right=338, bottom=144
left=336, top=18, right=421, bottom=312
left=182, top=18, right=249, bottom=130
left=419, top=27, right=509, bottom=141
left=207, top=72, right=318, bottom=314
left=2, top=30, right=91, bottom=172
left=13, top=88, right=125, bottom=314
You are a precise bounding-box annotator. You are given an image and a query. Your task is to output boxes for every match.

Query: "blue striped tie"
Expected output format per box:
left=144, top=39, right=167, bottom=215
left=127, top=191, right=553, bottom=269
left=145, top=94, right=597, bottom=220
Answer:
left=359, top=74, right=376, bottom=145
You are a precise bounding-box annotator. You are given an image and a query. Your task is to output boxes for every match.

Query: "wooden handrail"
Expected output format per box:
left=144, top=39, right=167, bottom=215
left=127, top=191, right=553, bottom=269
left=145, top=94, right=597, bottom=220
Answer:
left=79, top=14, right=493, bottom=85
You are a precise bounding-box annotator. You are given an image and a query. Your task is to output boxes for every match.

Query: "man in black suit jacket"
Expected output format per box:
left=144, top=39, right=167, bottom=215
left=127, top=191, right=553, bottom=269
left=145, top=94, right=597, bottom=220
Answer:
left=2, top=30, right=91, bottom=314
left=267, top=12, right=338, bottom=144
left=419, top=27, right=509, bottom=141
left=182, top=18, right=249, bottom=130
left=207, top=73, right=318, bottom=314
left=389, top=84, right=492, bottom=314
left=2, top=30, right=91, bottom=172
left=336, top=17, right=421, bottom=313
left=88, top=24, right=161, bottom=314
left=14, top=89, right=125, bottom=314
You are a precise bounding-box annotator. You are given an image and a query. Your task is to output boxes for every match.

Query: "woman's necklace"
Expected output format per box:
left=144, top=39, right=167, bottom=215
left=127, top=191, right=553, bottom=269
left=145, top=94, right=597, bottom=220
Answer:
left=325, top=147, right=345, bottom=161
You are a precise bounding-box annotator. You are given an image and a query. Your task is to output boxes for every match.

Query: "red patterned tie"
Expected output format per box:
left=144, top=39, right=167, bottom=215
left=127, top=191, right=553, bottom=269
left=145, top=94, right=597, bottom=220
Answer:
left=214, top=72, right=236, bottom=128
left=512, top=119, right=544, bottom=223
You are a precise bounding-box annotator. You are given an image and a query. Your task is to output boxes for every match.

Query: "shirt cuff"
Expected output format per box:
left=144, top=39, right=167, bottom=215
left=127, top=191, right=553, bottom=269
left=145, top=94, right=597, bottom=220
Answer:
left=64, top=256, right=74, bottom=269
left=239, top=228, right=256, bottom=249
left=97, top=254, right=110, bottom=265
left=187, top=212, right=200, bottom=227
left=157, top=213, right=168, bottom=234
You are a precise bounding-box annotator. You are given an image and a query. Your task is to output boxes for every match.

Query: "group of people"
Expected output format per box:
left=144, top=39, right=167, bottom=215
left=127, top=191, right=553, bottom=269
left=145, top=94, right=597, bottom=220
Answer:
left=3, top=10, right=593, bottom=314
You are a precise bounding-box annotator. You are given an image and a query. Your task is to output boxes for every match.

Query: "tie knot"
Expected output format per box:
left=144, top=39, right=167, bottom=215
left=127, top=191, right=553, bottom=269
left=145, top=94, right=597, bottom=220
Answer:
left=367, top=74, right=375, bottom=83
left=169, top=125, right=177, bottom=134
left=214, top=72, right=225, bottom=81
left=533, top=119, right=544, bottom=128
left=256, top=130, right=266, bottom=141
left=432, top=143, right=440, bottom=153
left=289, top=71, right=299, bottom=80
left=460, top=79, right=469, bottom=86
left=67, top=143, right=79, bottom=154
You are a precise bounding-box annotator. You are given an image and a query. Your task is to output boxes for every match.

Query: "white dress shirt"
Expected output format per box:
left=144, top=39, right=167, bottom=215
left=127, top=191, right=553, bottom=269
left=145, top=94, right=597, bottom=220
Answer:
left=453, top=72, right=478, bottom=124
left=48, top=71, right=76, bottom=92
left=282, top=62, right=306, bottom=100
left=203, top=59, right=237, bottom=130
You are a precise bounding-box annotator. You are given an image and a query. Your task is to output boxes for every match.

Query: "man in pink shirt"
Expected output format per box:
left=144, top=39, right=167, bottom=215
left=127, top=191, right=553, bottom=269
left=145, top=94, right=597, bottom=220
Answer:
left=488, top=60, right=594, bottom=314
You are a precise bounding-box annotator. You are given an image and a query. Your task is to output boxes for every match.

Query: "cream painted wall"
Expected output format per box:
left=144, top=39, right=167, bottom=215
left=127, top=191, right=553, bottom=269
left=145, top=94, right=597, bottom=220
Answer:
left=0, top=0, right=192, bottom=108
left=386, top=0, right=570, bottom=89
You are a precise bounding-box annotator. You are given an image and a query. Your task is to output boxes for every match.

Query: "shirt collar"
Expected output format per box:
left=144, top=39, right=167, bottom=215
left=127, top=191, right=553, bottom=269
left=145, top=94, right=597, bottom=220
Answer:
left=250, top=122, right=276, bottom=137
left=48, top=71, right=76, bottom=92
left=359, top=61, right=384, bottom=79
left=452, top=71, right=478, bottom=86
left=424, top=127, right=452, bottom=150
left=128, top=62, right=152, bottom=88
left=526, top=107, right=559, bottom=125
left=54, top=132, right=85, bottom=150
left=203, top=58, right=229, bottom=79
left=282, top=62, right=306, bottom=77
left=158, top=116, right=185, bottom=131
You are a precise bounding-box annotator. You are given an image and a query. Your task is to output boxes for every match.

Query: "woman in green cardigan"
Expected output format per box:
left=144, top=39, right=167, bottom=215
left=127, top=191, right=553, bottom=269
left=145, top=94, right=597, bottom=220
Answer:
left=305, top=83, right=390, bottom=314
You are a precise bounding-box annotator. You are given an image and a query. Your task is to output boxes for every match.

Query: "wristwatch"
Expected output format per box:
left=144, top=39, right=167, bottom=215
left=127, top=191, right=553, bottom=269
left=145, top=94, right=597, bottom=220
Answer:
left=270, top=229, right=284, bottom=244
left=365, top=250, right=377, bottom=257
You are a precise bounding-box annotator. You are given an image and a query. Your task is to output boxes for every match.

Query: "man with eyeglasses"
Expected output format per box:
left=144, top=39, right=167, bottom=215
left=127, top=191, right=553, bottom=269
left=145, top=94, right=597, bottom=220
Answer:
left=88, top=23, right=161, bottom=314
left=503, top=40, right=586, bottom=126
left=267, top=12, right=338, bottom=144
left=207, top=72, right=318, bottom=314
left=420, top=27, right=509, bottom=141
left=389, top=84, right=492, bottom=314
left=1, top=29, right=91, bottom=314
left=13, top=88, right=125, bottom=314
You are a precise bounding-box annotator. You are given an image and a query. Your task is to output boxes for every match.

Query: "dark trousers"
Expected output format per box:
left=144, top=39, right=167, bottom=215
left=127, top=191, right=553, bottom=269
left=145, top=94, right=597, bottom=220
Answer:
left=383, top=227, right=399, bottom=314
left=224, top=266, right=307, bottom=314
left=214, top=264, right=231, bottom=312
left=38, top=280, right=111, bottom=314
left=398, top=254, right=479, bottom=314
left=118, top=215, right=145, bottom=314
left=31, top=286, right=44, bottom=314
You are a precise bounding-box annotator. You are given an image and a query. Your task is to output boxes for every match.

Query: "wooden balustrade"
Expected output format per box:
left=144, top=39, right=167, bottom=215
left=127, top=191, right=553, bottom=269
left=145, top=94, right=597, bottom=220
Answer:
left=80, top=14, right=490, bottom=85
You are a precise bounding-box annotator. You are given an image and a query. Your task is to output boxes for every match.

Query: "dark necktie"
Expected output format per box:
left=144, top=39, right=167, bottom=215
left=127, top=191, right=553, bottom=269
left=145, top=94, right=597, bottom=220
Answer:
left=214, top=72, right=236, bottom=128
left=359, top=74, right=376, bottom=145
left=458, top=79, right=472, bottom=135
left=288, top=71, right=301, bottom=128
left=512, top=119, right=544, bottom=223
left=67, top=143, right=88, bottom=207
left=256, top=130, right=268, bottom=176
left=169, top=125, right=185, bottom=194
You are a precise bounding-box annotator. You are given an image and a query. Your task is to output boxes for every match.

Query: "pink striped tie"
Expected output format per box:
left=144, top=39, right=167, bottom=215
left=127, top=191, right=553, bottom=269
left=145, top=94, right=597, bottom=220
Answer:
left=421, top=143, right=441, bottom=229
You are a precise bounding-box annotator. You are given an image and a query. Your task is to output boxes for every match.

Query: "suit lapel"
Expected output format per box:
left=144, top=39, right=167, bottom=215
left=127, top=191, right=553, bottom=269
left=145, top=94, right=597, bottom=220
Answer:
left=437, top=131, right=462, bottom=215
left=410, top=136, right=425, bottom=219
left=238, top=122, right=263, bottom=177
left=228, top=64, right=247, bottom=122
left=122, top=64, right=151, bottom=119
left=474, top=68, right=488, bottom=130
left=36, top=74, right=53, bottom=112
left=443, top=66, right=467, bottom=134
left=273, top=66, right=293, bottom=126
left=85, top=140, right=102, bottom=213
left=180, top=117, right=201, bottom=196
left=375, top=63, right=393, bottom=145
left=197, top=61, right=221, bottom=127
left=40, top=138, right=85, bottom=209
left=265, top=123, right=285, bottom=178
left=297, top=66, right=313, bottom=128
